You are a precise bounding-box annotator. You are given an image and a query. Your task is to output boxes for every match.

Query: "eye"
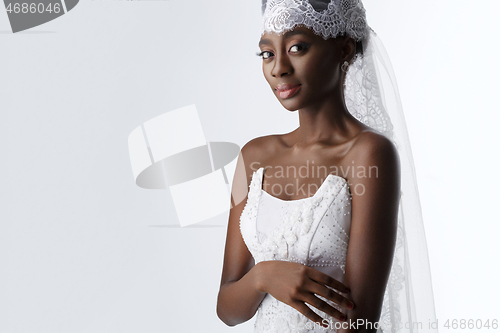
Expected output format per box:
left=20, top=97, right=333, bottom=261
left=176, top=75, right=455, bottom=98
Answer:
left=256, top=51, right=274, bottom=60
left=289, top=43, right=309, bottom=54
left=256, top=43, right=308, bottom=60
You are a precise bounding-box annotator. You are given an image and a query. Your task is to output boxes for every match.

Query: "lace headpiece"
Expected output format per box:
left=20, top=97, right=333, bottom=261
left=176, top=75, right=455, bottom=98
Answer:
left=261, top=0, right=369, bottom=41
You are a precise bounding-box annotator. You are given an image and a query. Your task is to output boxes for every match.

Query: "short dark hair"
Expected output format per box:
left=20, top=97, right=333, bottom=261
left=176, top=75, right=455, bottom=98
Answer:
left=355, top=40, right=364, bottom=56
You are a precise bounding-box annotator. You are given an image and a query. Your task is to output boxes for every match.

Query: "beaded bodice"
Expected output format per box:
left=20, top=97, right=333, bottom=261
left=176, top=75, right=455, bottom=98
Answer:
left=239, top=167, right=353, bottom=332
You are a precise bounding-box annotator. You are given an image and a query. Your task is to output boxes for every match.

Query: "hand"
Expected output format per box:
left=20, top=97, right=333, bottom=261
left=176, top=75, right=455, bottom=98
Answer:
left=255, top=261, right=354, bottom=327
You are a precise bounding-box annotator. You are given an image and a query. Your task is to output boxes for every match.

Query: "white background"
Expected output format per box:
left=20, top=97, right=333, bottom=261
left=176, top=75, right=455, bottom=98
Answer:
left=1, top=0, right=499, bottom=332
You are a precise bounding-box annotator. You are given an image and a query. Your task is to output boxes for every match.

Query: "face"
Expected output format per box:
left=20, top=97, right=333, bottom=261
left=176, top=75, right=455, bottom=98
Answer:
left=258, top=26, right=351, bottom=111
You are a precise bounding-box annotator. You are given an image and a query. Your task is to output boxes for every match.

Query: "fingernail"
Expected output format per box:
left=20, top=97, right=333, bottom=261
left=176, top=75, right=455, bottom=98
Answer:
left=340, top=314, right=347, bottom=321
left=348, top=302, right=354, bottom=309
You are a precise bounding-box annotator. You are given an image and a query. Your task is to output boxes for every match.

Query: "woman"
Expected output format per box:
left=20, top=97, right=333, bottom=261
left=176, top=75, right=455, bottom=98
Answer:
left=217, top=1, right=436, bottom=332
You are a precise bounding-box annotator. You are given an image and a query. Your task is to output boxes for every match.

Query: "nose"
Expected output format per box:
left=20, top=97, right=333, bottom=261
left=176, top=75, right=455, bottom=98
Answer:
left=271, top=52, right=292, bottom=78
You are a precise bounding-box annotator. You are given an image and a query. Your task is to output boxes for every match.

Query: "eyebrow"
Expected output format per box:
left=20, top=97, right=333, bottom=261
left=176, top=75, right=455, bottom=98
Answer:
left=258, top=30, right=309, bottom=47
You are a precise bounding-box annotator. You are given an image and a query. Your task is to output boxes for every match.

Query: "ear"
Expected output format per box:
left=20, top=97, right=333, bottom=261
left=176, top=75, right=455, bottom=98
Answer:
left=341, top=37, right=356, bottom=64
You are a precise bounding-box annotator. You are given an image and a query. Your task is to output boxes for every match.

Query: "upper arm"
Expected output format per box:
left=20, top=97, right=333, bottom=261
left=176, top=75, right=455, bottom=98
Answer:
left=341, top=133, right=401, bottom=329
left=219, top=138, right=267, bottom=287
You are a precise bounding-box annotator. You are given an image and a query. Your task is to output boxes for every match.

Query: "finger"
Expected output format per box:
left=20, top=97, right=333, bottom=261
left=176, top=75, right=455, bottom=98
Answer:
left=301, top=292, right=347, bottom=322
left=308, top=281, right=354, bottom=310
left=307, top=269, right=350, bottom=293
left=292, top=301, right=330, bottom=329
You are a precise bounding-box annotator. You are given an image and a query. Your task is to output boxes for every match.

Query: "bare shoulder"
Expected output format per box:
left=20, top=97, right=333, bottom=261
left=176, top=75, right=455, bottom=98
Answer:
left=234, top=134, right=283, bottom=190
left=345, top=130, right=401, bottom=182
left=240, top=134, right=283, bottom=173
left=349, top=130, right=399, bottom=165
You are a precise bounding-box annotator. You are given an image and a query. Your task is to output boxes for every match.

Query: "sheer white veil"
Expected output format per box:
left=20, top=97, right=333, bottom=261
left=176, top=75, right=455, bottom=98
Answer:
left=260, top=0, right=438, bottom=332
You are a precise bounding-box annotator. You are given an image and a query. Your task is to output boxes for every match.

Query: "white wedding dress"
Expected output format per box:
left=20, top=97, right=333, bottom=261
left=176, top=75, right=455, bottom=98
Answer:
left=239, top=167, right=383, bottom=332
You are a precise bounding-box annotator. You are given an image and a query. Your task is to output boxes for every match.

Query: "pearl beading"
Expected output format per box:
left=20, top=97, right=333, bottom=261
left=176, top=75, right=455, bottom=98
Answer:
left=239, top=167, right=353, bottom=332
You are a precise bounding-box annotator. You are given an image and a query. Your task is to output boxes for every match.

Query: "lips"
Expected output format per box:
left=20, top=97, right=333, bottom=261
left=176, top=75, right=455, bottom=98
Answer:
left=275, top=84, right=301, bottom=99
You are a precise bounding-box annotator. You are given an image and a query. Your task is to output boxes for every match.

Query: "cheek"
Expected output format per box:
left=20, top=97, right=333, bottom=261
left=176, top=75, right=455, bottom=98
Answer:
left=303, top=61, right=338, bottom=88
left=262, top=64, right=274, bottom=86
left=319, top=56, right=339, bottom=80
left=302, top=51, right=338, bottom=82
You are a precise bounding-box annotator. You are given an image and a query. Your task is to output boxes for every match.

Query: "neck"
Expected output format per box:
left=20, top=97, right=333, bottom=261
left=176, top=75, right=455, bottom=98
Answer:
left=294, top=84, right=361, bottom=146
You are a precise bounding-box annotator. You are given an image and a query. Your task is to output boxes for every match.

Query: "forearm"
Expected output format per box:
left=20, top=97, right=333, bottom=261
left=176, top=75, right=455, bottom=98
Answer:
left=336, top=305, right=382, bottom=333
left=217, top=261, right=267, bottom=326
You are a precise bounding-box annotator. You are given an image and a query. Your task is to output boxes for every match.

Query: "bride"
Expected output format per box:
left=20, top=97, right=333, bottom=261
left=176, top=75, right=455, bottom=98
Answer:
left=217, top=1, right=436, bottom=332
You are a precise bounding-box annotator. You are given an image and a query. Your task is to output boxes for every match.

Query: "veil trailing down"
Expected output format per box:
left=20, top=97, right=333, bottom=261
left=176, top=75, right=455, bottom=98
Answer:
left=260, top=0, right=438, bottom=331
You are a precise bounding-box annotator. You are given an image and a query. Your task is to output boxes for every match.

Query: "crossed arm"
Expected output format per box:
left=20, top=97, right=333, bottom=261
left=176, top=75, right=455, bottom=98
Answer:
left=337, top=132, right=401, bottom=332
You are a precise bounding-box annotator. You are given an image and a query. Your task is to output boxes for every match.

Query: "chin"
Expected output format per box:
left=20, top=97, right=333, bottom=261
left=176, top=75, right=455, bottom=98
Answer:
left=278, top=102, right=299, bottom=112
left=276, top=96, right=304, bottom=112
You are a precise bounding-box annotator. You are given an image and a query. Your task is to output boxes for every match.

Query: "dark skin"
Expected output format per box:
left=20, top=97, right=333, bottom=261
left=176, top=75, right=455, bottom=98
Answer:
left=217, top=26, right=401, bottom=332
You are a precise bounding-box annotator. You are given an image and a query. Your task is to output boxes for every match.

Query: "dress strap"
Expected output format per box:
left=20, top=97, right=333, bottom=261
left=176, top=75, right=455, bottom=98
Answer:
left=250, top=167, right=265, bottom=188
